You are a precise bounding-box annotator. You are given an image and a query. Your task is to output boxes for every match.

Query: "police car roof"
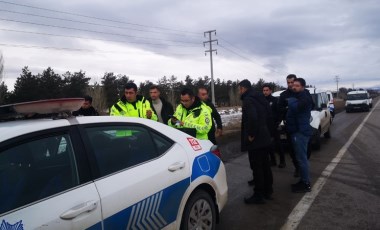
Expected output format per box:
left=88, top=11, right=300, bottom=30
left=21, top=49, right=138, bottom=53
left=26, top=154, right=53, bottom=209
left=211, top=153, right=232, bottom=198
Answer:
left=0, top=116, right=178, bottom=143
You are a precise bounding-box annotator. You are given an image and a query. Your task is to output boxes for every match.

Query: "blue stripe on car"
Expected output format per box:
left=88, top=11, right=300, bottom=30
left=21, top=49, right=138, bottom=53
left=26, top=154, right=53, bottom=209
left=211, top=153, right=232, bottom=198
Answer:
left=191, top=151, right=221, bottom=181
left=87, top=151, right=221, bottom=229
left=101, top=178, right=189, bottom=229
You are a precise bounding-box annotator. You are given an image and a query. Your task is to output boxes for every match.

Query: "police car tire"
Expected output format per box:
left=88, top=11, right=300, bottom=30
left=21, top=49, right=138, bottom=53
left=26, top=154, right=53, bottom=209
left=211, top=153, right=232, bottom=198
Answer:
left=180, top=189, right=216, bottom=230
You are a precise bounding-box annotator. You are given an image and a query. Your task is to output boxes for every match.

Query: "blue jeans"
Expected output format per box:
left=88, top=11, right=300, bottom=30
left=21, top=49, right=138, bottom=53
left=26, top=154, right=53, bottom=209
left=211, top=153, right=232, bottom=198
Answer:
left=291, top=133, right=310, bottom=184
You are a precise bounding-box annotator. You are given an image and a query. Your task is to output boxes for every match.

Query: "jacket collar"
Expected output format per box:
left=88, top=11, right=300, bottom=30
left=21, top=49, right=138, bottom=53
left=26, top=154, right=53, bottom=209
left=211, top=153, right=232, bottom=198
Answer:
left=184, top=96, right=202, bottom=112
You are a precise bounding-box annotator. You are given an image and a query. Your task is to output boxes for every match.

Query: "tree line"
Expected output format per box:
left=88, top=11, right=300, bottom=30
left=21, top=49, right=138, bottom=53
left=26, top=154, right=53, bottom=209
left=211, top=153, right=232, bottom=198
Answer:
left=0, top=66, right=286, bottom=111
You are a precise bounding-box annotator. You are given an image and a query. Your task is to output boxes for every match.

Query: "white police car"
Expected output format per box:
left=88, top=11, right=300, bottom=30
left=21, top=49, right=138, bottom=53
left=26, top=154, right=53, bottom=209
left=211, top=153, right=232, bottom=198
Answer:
left=0, top=99, right=228, bottom=230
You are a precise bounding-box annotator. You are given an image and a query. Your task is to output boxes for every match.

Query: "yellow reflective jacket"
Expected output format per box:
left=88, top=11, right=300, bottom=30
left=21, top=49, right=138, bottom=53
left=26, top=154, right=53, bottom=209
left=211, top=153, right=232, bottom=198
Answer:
left=110, top=95, right=158, bottom=121
left=168, top=99, right=212, bottom=140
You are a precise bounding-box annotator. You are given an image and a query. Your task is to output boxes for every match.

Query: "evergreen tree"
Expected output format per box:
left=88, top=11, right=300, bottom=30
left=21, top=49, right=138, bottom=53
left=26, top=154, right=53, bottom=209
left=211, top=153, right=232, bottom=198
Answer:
left=11, top=66, right=40, bottom=102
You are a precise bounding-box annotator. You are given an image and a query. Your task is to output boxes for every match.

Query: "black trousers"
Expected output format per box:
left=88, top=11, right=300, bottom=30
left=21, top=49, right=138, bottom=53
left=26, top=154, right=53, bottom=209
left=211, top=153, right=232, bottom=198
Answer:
left=270, top=131, right=285, bottom=164
left=248, top=147, right=273, bottom=196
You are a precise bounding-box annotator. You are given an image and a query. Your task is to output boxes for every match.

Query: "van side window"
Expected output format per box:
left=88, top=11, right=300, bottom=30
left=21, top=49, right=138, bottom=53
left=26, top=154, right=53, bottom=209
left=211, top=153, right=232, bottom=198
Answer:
left=0, top=134, right=79, bottom=215
left=85, top=125, right=173, bottom=177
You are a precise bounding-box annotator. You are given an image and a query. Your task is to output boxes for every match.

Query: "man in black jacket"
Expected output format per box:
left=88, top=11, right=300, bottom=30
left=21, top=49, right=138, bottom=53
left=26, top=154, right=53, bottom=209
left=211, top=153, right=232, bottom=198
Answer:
left=239, top=79, right=273, bottom=204
left=148, top=85, right=174, bottom=124
left=72, top=95, right=99, bottom=116
left=198, top=87, right=223, bottom=144
left=263, top=84, right=286, bottom=168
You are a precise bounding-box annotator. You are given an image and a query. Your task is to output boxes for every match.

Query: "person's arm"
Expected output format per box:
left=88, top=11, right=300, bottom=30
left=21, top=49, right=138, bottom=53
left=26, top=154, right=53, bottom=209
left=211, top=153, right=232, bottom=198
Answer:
left=167, top=101, right=174, bottom=118
left=210, top=103, right=223, bottom=130
left=272, top=97, right=280, bottom=124
left=144, top=100, right=158, bottom=121
left=244, top=98, right=259, bottom=139
left=168, top=105, right=181, bottom=126
left=183, top=109, right=212, bottom=135
left=110, top=104, right=121, bottom=116
left=72, top=109, right=80, bottom=116
left=278, top=93, right=287, bottom=121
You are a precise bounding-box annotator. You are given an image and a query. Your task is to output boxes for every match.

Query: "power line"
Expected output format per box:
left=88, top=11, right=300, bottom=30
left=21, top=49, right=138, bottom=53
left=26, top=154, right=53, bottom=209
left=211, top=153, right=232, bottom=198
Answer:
left=0, top=28, right=200, bottom=48
left=217, top=36, right=285, bottom=75
left=0, top=9, right=200, bottom=38
left=0, top=43, right=197, bottom=56
left=0, top=18, right=201, bottom=45
left=0, top=0, right=201, bottom=35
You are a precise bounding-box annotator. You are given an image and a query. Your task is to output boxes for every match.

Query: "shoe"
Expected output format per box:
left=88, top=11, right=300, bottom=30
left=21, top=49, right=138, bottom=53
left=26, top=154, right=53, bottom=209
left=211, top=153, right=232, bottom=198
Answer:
left=293, top=169, right=300, bottom=178
left=292, top=182, right=311, bottom=193
left=271, top=161, right=277, bottom=167
left=247, top=179, right=254, bottom=186
left=264, top=194, right=274, bottom=200
left=291, top=180, right=303, bottom=188
left=278, top=162, right=286, bottom=168
left=244, top=195, right=266, bottom=204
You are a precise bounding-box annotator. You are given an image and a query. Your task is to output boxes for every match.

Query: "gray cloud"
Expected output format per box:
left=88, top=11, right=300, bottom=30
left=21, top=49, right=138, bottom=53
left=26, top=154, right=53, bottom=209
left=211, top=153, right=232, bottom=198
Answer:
left=0, top=0, right=379, bottom=90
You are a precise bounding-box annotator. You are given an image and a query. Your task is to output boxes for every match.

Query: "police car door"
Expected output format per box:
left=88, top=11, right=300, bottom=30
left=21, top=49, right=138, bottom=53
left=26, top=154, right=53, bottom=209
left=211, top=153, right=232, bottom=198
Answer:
left=0, top=130, right=102, bottom=230
left=83, top=124, right=190, bottom=229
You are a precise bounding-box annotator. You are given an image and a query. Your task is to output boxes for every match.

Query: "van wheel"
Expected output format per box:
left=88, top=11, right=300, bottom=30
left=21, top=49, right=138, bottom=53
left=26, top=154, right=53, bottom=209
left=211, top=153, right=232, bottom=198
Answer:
left=181, top=190, right=216, bottom=230
left=346, top=109, right=350, bottom=113
left=324, top=128, right=331, bottom=138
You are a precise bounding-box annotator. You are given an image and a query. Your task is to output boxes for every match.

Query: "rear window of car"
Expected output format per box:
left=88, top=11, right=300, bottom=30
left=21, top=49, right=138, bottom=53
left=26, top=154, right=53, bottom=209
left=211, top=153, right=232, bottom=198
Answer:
left=85, top=125, right=174, bottom=177
left=0, top=134, right=79, bottom=215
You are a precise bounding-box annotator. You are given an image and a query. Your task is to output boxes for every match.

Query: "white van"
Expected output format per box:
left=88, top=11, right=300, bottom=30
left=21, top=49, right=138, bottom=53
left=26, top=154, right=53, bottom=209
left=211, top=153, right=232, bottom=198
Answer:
left=345, top=90, right=372, bottom=112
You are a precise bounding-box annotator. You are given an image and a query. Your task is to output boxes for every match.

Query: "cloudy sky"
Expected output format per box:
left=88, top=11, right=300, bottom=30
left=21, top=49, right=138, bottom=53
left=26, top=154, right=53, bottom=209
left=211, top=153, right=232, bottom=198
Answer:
left=0, top=0, right=379, bottom=91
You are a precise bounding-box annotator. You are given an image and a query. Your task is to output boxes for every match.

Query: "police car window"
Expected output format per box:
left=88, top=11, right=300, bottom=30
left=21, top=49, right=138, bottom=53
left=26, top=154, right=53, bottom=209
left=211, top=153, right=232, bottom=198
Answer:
left=151, top=131, right=174, bottom=155
left=85, top=126, right=162, bottom=177
left=0, top=134, right=79, bottom=215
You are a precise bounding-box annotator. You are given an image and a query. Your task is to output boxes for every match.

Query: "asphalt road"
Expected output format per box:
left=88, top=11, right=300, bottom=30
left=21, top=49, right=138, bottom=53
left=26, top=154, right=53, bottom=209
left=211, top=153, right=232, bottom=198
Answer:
left=216, top=98, right=380, bottom=230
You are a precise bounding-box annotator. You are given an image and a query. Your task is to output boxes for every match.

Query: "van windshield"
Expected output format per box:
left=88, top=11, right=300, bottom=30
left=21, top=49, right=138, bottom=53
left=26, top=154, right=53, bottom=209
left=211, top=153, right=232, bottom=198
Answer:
left=347, top=93, right=368, bottom=100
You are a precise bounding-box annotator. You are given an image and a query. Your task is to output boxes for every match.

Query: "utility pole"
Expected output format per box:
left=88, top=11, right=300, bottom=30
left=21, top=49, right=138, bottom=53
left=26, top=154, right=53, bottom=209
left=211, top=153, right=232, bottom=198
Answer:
left=334, top=75, right=340, bottom=95
left=204, top=30, right=218, bottom=105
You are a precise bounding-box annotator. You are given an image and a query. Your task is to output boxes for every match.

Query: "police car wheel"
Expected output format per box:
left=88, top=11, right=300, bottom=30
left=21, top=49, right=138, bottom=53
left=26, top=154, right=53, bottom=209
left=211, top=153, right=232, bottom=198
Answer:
left=181, top=190, right=216, bottom=230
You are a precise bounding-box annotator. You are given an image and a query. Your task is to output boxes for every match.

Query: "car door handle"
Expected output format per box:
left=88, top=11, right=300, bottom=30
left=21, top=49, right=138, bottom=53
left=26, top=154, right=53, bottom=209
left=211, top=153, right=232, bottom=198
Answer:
left=60, top=200, right=98, bottom=220
left=168, top=161, right=186, bottom=172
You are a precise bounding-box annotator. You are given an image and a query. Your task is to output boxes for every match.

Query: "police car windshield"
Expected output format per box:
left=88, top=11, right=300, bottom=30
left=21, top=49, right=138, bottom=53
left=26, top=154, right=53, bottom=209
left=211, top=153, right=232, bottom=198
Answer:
left=347, top=94, right=367, bottom=100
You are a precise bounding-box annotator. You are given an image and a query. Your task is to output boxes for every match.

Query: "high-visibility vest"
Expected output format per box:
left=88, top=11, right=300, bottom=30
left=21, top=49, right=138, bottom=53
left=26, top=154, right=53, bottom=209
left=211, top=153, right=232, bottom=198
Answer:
left=169, top=103, right=212, bottom=140
left=110, top=96, right=158, bottom=121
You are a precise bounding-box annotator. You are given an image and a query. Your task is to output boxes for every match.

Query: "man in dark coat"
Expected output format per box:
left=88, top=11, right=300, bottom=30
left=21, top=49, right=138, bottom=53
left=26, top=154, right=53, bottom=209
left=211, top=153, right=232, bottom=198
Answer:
left=278, top=74, right=300, bottom=176
left=148, top=85, right=174, bottom=124
left=239, top=79, right=273, bottom=204
left=198, top=87, right=223, bottom=145
left=72, top=95, right=99, bottom=116
left=286, top=78, right=313, bottom=193
left=263, top=84, right=286, bottom=168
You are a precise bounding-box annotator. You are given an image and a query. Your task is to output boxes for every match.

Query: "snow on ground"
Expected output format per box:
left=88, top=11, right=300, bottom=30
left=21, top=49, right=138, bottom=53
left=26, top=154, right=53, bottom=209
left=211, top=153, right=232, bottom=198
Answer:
left=218, top=107, right=242, bottom=127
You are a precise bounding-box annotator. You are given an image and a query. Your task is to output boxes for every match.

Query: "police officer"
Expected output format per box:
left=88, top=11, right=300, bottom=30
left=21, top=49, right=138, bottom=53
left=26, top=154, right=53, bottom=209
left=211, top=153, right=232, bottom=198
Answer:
left=262, top=84, right=286, bottom=168
left=169, top=88, right=212, bottom=140
left=197, top=86, right=223, bottom=144
left=110, top=82, right=158, bottom=121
